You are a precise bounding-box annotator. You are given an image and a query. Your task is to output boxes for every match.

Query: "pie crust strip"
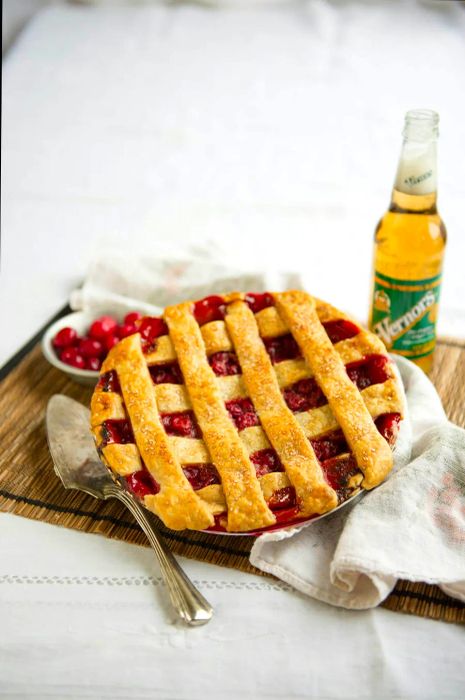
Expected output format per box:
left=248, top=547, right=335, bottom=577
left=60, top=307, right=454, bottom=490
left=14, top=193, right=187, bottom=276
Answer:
left=164, top=302, right=276, bottom=532
left=274, top=291, right=393, bottom=489
left=224, top=300, right=338, bottom=516
left=100, top=335, right=214, bottom=530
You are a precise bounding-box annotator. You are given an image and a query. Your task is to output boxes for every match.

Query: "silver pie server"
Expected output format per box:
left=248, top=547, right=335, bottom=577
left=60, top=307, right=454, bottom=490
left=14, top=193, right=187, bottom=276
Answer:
left=46, top=394, right=213, bottom=626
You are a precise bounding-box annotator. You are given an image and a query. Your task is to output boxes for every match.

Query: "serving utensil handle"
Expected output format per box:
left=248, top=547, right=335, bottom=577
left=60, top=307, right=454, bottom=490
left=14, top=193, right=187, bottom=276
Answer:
left=105, top=485, right=213, bottom=626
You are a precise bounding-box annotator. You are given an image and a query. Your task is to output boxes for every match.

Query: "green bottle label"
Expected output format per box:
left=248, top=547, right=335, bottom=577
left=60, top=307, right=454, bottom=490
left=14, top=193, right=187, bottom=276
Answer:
left=371, top=271, right=441, bottom=359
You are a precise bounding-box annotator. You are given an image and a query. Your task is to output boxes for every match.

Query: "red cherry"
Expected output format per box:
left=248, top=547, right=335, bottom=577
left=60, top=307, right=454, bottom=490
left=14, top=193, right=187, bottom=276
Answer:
left=79, top=338, right=104, bottom=358
left=250, top=449, right=284, bottom=478
left=264, top=334, right=301, bottom=363
left=160, top=411, right=201, bottom=438
left=244, top=293, right=274, bottom=314
left=97, top=370, right=120, bottom=393
left=118, top=323, right=137, bottom=339
left=125, top=470, right=160, bottom=499
left=321, top=455, right=358, bottom=492
left=209, top=352, right=241, bottom=376
left=323, top=319, right=360, bottom=344
left=311, top=430, right=348, bottom=462
left=182, top=464, right=221, bottom=490
left=104, top=334, right=120, bottom=352
left=60, top=347, right=86, bottom=369
left=375, top=413, right=401, bottom=445
left=124, top=311, right=142, bottom=325
left=86, top=357, right=102, bottom=371
left=149, top=363, right=183, bottom=385
left=101, top=419, right=134, bottom=445
left=89, top=316, right=118, bottom=340
left=283, top=378, right=327, bottom=412
left=225, top=398, right=260, bottom=431
left=346, top=355, right=390, bottom=390
left=193, top=296, right=226, bottom=325
left=139, top=317, right=168, bottom=342
left=267, top=486, right=297, bottom=511
left=53, top=327, right=78, bottom=350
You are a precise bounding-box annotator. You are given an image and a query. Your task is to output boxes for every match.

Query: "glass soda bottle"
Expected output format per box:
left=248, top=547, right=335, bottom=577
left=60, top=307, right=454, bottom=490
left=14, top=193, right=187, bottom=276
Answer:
left=369, top=109, right=447, bottom=374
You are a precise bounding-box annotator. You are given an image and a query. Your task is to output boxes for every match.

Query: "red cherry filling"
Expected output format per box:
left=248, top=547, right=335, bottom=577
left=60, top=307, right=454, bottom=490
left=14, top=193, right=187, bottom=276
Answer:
left=225, top=398, right=260, bottom=431
left=283, top=378, right=327, bottom=412
left=272, top=504, right=302, bottom=525
left=323, top=319, right=360, bottom=344
left=209, top=352, right=241, bottom=376
left=264, top=334, right=301, bottom=363
left=149, top=362, right=183, bottom=385
left=182, top=464, right=221, bottom=490
left=97, top=370, right=121, bottom=393
left=321, top=455, right=358, bottom=492
left=346, top=354, right=390, bottom=390
left=244, top=292, right=275, bottom=314
left=311, top=430, right=348, bottom=462
left=250, top=449, right=284, bottom=478
left=193, top=295, right=226, bottom=325
left=375, top=412, right=401, bottom=445
left=125, top=469, right=160, bottom=499
left=267, top=486, right=297, bottom=510
left=53, top=326, right=78, bottom=349
left=161, top=411, right=201, bottom=438
left=101, top=419, right=134, bottom=445
left=138, top=317, right=169, bottom=350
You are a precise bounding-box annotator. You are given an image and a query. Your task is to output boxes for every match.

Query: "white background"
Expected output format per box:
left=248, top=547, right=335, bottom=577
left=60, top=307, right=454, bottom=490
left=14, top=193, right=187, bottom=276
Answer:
left=1, top=2, right=465, bottom=698
left=2, top=0, right=465, bottom=367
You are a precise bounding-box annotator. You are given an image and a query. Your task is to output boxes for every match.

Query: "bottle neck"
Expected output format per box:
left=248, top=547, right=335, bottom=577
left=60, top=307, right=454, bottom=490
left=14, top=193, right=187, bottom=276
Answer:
left=389, top=187, right=437, bottom=214
left=390, top=137, right=438, bottom=213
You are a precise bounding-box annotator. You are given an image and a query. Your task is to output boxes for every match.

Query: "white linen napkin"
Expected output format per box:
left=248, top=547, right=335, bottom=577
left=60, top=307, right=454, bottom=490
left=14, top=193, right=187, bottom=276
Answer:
left=251, top=357, right=465, bottom=608
left=71, top=252, right=465, bottom=609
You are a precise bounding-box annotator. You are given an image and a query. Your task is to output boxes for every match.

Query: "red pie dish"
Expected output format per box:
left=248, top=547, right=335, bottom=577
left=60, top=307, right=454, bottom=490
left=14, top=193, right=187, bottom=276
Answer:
left=90, top=291, right=405, bottom=535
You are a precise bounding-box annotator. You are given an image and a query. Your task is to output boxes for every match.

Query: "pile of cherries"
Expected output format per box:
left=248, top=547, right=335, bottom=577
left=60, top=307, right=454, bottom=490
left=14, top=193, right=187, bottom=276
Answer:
left=52, top=311, right=142, bottom=371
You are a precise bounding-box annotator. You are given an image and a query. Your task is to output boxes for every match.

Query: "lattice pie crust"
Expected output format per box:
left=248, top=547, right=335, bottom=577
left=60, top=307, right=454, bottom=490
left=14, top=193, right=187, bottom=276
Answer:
left=90, top=291, right=404, bottom=533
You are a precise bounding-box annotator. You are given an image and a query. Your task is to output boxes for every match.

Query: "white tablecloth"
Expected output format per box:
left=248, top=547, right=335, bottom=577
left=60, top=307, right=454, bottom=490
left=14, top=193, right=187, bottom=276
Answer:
left=2, top=513, right=465, bottom=700
left=2, top=3, right=465, bottom=698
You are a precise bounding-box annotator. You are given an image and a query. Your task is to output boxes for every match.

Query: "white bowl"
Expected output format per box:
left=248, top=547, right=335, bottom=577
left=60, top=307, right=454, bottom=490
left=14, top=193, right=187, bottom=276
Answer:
left=42, top=310, right=105, bottom=386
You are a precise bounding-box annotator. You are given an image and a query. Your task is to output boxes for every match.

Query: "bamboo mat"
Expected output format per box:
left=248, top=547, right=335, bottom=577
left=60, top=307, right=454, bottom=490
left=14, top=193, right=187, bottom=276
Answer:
left=1, top=339, right=464, bottom=624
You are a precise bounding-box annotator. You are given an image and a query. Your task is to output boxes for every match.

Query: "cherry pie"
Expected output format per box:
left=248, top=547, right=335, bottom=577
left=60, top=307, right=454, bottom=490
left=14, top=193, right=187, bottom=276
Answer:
left=90, top=291, right=404, bottom=533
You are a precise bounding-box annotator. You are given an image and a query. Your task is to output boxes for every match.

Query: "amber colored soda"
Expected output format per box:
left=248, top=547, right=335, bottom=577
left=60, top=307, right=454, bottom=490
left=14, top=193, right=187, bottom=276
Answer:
left=369, top=110, right=447, bottom=374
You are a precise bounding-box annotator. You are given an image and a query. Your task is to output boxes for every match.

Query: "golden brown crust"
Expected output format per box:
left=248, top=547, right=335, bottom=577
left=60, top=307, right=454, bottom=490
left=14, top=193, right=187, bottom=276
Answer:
left=102, top=443, right=141, bottom=476
left=144, top=335, right=176, bottom=365
left=91, top=289, right=404, bottom=532
left=216, top=375, right=248, bottom=401
left=100, top=335, right=214, bottom=531
left=275, top=291, right=394, bottom=489
left=201, top=321, right=233, bottom=354
left=274, top=359, right=311, bottom=388
left=154, top=384, right=191, bottom=413
left=90, top=391, right=125, bottom=427
left=164, top=302, right=275, bottom=532
left=225, top=300, right=338, bottom=516
left=255, top=306, right=288, bottom=338
left=170, top=437, right=210, bottom=464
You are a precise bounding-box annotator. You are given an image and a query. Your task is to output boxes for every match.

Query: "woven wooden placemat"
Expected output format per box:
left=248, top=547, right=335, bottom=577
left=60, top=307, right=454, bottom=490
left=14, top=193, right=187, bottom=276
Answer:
left=1, top=339, right=464, bottom=623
